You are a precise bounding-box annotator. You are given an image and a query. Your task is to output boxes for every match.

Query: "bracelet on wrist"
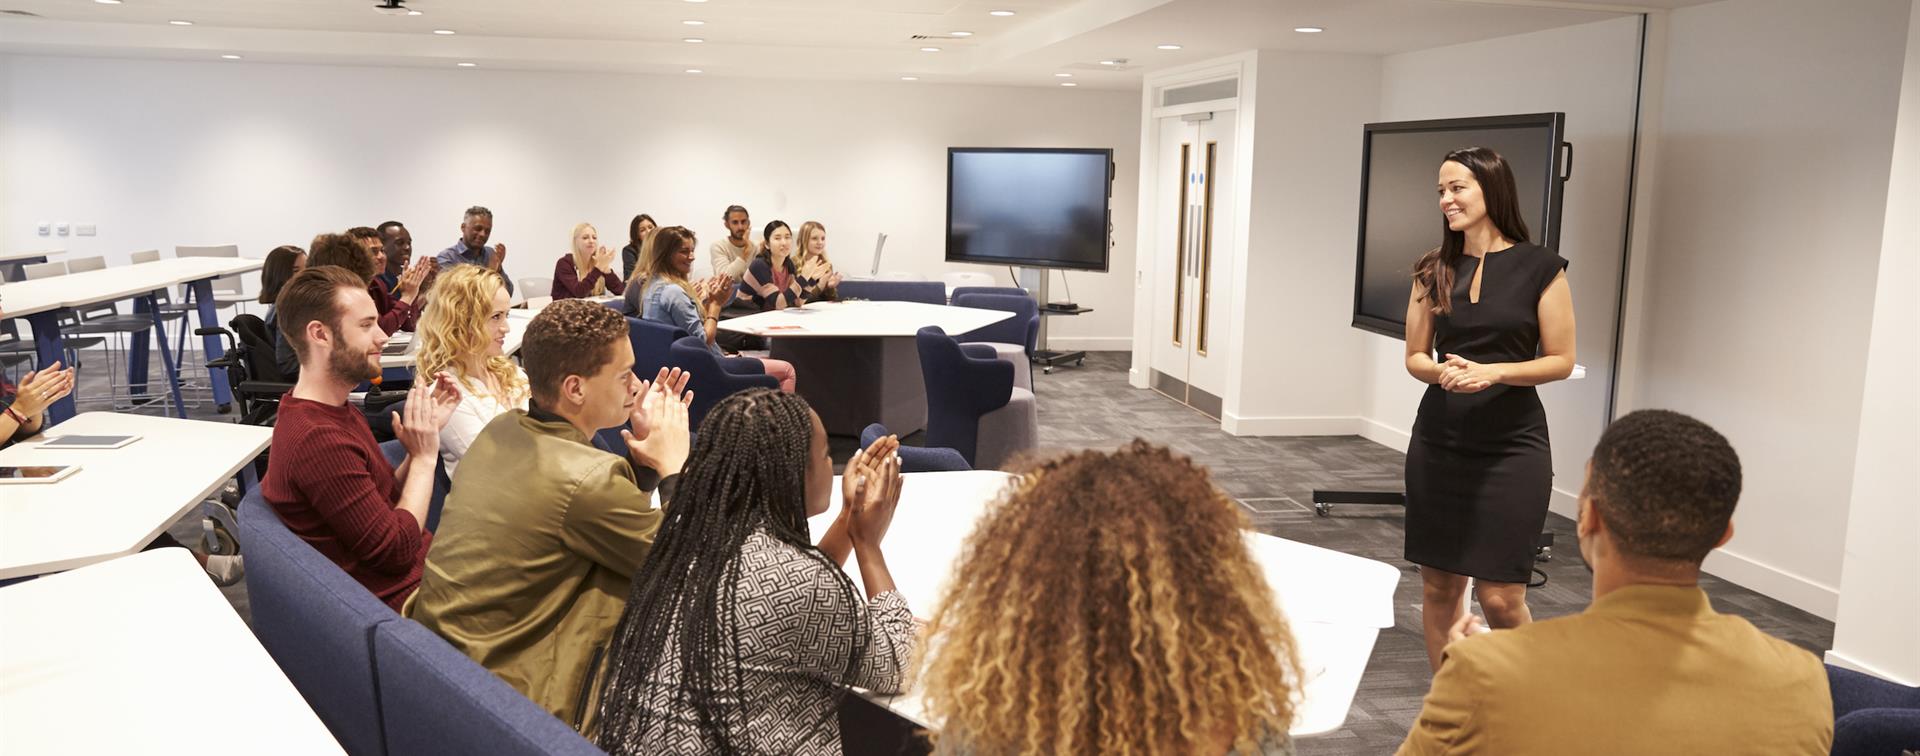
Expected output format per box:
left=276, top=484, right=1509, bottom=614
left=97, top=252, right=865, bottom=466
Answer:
left=3, top=405, right=28, bottom=425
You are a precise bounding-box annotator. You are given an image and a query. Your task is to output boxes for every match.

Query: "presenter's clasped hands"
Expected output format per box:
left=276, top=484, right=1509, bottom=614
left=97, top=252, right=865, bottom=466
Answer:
left=1438, top=353, right=1502, bottom=394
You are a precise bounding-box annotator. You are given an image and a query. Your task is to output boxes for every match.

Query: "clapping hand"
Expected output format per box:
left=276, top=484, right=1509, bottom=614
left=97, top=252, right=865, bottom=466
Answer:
left=622, top=367, right=692, bottom=476
left=11, top=362, right=77, bottom=417
left=488, top=243, right=508, bottom=270
left=592, top=245, right=616, bottom=273
left=396, top=256, right=432, bottom=301
left=842, top=436, right=903, bottom=549
left=1438, top=354, right=1500, bottom=394
left=1447, top=612, right=1490, bottom=646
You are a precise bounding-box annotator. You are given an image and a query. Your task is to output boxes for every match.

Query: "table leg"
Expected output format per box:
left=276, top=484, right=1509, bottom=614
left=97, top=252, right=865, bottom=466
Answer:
left=188, top=278, right=234, bottom=411
left=770, top=337, right=927, bottom=436
left=141, top=293, right=187, bottom=419
left=23, top=310, right=76, bottom=423
left=128, top=294, right=153, bottom=397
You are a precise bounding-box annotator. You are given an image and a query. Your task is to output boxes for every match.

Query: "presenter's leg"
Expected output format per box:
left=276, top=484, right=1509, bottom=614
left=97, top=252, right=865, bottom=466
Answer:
left=1419, top=566, right=1471, bottom=672
left=1473, top=580, right=1532, bottom=629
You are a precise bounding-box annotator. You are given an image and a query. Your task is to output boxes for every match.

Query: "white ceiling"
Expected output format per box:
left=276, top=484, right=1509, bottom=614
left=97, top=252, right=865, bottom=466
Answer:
left=0, top=0, right=1713, bottom=88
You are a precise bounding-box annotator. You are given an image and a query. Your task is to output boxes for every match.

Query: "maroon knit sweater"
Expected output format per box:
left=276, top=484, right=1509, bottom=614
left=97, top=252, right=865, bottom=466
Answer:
left=262, top=393, right=431, bottom=611
left=370, top=281, right=418, bottom=334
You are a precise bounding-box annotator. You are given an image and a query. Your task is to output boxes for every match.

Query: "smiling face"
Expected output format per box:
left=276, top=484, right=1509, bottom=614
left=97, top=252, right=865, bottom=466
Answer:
left=672, top=236, right=696, bottom=277
left=574, top=225, right=599, bottom=256
left=767, top=224, right=793, bottom=257
left=485, top=284, right=511, bottom=357
left=725, top=209, right=751, bottom=243
left=461, top=213, right=493, bottom=248
left=576, top=337, right=639, bottom=431
left=1437, top=160, right=1487, bottom=233
left=637, top=218, right=657, bottom=239
left=316, top=285, right=387, bottom=384
left=806, top=227, right=826, bottom=257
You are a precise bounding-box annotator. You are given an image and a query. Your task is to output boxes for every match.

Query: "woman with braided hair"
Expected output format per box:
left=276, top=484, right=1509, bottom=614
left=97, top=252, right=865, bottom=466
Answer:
left=918, top=441, right=1302, bottom=755
left=596, top=389, right=914, bottom=755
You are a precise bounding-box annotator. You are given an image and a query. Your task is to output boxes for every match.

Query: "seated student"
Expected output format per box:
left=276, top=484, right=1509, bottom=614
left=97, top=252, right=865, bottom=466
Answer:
left=632, top=226, right=796, bottom=392
left=405, top=300, right=693, bottom=737
left=375, top=220, right=411, bottom=294
left=597, top=390, right=914, bottom=755
left=348, top=226, right=388, bottom=288
left=918, top=441, right=1302, bottom=755
left=737, top=220, right=806, bottom=311
left=1, top=363, right=75, bottom=448
left=794, top=220, right=842, bottom=302
left=621, top=213, right=656, bottom=281
left=413, top=265, right=529, bottom=476
left=552, top=222, right=626, bottom=300
left=1397, top=409, right=1833, bottom=755
left=258, top=245, right=306, bottom=375
left=309, top=232, right=430, bottom=335
left=260, top=266, right=462, bottom=610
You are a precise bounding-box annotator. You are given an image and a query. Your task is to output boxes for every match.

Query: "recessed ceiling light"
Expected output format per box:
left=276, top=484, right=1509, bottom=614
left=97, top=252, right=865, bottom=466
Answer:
left=988, top=9, right=1015, bottom=16
left=949, top=31, right=973, bottom=37
left=1156, top=44, right=1182, bottom=50
left=169, top=20, right=194, bottom=26
left=683, top=37, right=705, bottom=43
left=1099, top=59, right=1119, bottom=65
left=221, top=54, right=242, bottom=60
left=407, top=9, right=423, bottom=15
left=684, top=0, right=708, bottom=3
left=685, top=68, right=703, bottom=74
left=900, top=76, right=919, bottom=81
left=683, top=19, right=704, bottom=25
left=456, top=62, right=477, bottom=67
left=920, top=46, right=941, bottom=52
left=1294, top=26, right=1324, bottom=33
left=432, top=29, right=455, bottom=35
left=1061, top=83, right=1079, bottom=88
left=93, top=0, right=121, bottom=5
left=1054, top=72, right=1072, bottom=78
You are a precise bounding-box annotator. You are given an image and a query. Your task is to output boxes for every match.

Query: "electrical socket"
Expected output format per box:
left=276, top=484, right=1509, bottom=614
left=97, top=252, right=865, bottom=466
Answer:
left=55, top=222, right=70, bottom=237
left=36, top=221, right=50, bottom=236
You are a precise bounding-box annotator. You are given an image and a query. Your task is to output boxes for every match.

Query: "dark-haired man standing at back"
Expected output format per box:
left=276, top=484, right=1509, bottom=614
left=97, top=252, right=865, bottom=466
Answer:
left=1397, top=409, right=1833, bottom=755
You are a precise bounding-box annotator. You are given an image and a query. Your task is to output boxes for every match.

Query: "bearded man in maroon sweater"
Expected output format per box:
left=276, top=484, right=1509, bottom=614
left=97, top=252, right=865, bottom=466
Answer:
left=261, top=265, right=461, bottom=610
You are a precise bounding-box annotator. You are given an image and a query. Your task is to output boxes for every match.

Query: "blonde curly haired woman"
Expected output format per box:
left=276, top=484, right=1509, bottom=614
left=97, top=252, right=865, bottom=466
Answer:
left=919, top=441, right=1302, bottom=755
left=414, top=264, right=530, bottom=475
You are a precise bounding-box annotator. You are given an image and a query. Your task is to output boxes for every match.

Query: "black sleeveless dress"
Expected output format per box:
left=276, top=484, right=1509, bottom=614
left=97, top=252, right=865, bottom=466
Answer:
left=1404, top=243, right=1568, bottom=584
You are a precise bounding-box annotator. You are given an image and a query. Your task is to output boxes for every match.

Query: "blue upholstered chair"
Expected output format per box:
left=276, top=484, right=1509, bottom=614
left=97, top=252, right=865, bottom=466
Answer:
left=630, top=317, right=765, bottom=379
left=668, top=335, right=780, bottom=430
left=1828, top=664, right=1920, bottom=756
left=380, top=439, right=452, bottom=533
left=860, top=423, right=972, bottom=473
left=836, top=279, right=945, bottom=305
left=238, top=488, right=399, bottom=756
left=952, top=291, right=1039, bottom=391
left=373, top=619, right=605, bottom=756
left=915, top=326, right=1037, bottom=469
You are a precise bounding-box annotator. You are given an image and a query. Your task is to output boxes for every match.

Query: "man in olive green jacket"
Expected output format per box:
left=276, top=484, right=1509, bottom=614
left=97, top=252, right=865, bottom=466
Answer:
left=405, top=300, right=691, bottom=737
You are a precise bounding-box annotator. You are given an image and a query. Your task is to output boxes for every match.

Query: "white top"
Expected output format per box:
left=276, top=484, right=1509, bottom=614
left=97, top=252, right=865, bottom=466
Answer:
left=807, top=470, right=1399, bottom=737
left=0, top=249, right=64, bottom=263
left=0, top=548, right=345, bottom=754
left=438, top=368, right=531, bottom=476
left=0, top=256, right=262, bottom=319
left=0, top=412, right=273, bottom=579
left=718, top=300, right=1012, bottom=339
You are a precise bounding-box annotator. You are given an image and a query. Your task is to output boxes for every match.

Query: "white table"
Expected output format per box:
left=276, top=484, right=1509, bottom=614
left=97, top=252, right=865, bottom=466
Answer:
left=0, top=412, right=272, bottom=580
left=719, top=301, right=1013, bottom=435
left=0, top=548, right=345, bottom=754
left=0, top=256, right=265, bottom=421
left=808, top=470, right=1400, bottom=737
left=0, top=248, right=63, bottom=282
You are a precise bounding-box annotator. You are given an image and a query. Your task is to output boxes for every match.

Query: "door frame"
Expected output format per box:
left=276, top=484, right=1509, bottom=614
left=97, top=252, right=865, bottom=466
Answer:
left=1130, top=53, right=1259, bottom=432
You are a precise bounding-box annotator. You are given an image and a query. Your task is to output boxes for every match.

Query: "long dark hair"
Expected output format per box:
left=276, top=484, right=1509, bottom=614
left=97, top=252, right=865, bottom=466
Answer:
left=1412, top=146, right=1530, bottom=317
left=258, top=245, right=306, bottom=304
left=627, top=213, right=656, bottom=248
left=596, top=389, right=867, bottom=753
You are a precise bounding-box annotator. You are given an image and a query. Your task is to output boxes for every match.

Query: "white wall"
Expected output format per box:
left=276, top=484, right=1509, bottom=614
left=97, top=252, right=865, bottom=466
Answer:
left=1219, top=50, right=1381, bottom=434
left=1356, top=17, right=1643, bottom=524
left=1628, top=0, right=1911, bottom=618
left=1828, top=0, right=1919, bottom=684
left=0, top=56, right=1139, bottom=350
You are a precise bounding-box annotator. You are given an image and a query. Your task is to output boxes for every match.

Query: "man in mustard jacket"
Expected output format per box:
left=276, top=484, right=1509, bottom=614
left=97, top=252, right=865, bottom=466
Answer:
left=1398, top=409, right=1833, bottom=755
left=405, top=300, right=691, bottom=737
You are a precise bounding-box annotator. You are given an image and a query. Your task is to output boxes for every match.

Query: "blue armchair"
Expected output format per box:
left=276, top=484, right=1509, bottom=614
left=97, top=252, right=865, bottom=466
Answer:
left=373, top=620, right=604, bottom=756
left=860, top=423, right=972, bottom=473
left=915, top=326, right=1037, bottom=469
left=837, top=279, right=945, bottom=305
left=668, top=335, right=780, bottom=430
left=1828, top=664, right=1920, bottom=756
left=953, top=291, right=1039, bottom=391
left=239, top=488, right=399, bottom=756
left=630, top=317, right=764, bottom=379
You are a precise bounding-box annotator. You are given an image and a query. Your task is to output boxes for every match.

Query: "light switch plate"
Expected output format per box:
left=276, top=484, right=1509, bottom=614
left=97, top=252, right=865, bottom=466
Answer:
left=76, top=223, right=97, bottom=236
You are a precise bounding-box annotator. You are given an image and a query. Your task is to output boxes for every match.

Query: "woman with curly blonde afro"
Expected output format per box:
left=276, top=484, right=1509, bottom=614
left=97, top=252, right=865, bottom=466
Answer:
left=918, top=440, right=1302, bottom=755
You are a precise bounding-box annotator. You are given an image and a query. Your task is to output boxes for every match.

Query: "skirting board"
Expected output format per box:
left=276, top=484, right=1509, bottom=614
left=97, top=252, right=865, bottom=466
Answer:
left=1701, top=547, right=1840, bottom=621
left=1824, top=649, right=1918, bottom=687
left=1044, top=336, right=1130, bottom=352
left=1220, top=414, right=1365, bottom=437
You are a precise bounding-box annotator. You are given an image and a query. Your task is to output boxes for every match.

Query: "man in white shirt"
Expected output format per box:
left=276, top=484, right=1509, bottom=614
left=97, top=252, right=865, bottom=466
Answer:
left=709, top=204, right=758, bottom=278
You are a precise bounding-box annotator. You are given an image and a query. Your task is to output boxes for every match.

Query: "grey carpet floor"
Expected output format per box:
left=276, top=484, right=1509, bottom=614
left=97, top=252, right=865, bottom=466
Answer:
left=58, top=347, right=1834, bottom=755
